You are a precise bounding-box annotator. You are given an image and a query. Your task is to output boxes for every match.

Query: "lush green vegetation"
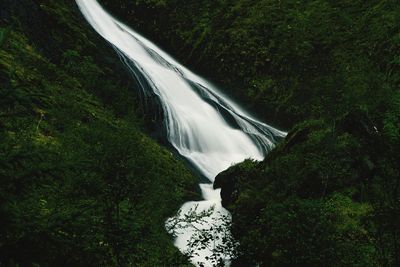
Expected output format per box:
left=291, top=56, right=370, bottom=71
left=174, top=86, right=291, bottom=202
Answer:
left=99, top=0, right=400, bottom=266
left=0, top=1, right=197, bottom=266
left=1, top=0, right=399, bottom=266
left=100, top=0, right=399, bottom=128
left=215, top=115, right=399, bottom=266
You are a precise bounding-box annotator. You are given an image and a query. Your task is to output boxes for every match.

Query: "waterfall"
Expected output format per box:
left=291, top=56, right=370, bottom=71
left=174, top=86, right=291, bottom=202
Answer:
left=75, top=1, right=286, bottom=266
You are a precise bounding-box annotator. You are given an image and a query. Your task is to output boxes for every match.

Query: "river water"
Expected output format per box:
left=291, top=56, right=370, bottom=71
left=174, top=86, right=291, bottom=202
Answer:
left=76, top=1, right=286, bottom=265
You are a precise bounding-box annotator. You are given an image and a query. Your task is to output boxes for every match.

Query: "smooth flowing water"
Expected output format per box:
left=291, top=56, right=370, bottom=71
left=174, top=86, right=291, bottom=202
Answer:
left=76, top=1, right=286, bottom=266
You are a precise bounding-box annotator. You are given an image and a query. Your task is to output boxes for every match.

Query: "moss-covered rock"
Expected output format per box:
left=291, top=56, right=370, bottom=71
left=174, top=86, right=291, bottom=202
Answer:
left=217, top=110, right=398, bottom=266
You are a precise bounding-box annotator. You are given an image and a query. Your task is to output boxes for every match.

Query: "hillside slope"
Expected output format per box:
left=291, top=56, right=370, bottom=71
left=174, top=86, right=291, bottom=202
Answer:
left=0, top=1, right=197, bottom=266
left=97, top=0, right=399, bottom=266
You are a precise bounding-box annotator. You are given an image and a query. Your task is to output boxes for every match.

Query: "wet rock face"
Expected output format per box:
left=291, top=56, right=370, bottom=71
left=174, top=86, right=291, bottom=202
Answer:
left=338, top=109, right=380, bottom=142
left=214, top=159, right=259, bottom=208
left=214, top=168, right=237, bottom=208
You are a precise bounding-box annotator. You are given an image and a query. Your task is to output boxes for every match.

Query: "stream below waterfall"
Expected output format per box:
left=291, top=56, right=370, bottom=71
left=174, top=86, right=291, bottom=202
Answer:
left=76, top=1, right=286, bottom=266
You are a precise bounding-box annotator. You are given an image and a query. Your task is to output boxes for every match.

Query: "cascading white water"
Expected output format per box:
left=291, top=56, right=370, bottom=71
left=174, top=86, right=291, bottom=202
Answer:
left=76, top=0, right=286, bottom=266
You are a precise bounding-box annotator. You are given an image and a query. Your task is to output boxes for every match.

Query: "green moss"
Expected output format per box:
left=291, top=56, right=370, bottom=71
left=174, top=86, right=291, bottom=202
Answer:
left=0, top=2, right=197, bottom=266
left=2, top=0, right=399, bottom=266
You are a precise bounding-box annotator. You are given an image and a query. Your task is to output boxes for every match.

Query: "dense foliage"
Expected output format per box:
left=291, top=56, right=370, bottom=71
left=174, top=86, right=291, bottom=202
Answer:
left=0, top=1, right=197, bottom=266
left=99, top=0, right=400, bottom=266
left=100, top=0, right=399, bottom=128
left=215, top=115, right=399, bottom=266
left=1, top=0, right=399, bottom=266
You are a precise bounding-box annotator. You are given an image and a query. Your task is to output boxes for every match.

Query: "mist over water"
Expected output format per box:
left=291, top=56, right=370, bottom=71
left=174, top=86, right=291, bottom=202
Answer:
left=76, top=0, right=286, bottom=265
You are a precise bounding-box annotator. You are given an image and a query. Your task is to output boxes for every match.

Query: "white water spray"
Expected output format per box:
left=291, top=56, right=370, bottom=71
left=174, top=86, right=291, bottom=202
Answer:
left=76, top=1, right=286, bottom=265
